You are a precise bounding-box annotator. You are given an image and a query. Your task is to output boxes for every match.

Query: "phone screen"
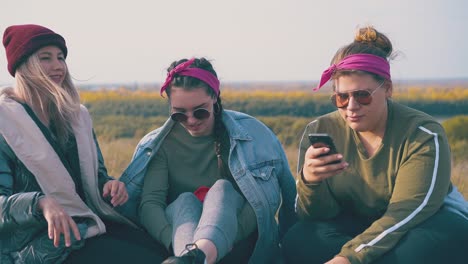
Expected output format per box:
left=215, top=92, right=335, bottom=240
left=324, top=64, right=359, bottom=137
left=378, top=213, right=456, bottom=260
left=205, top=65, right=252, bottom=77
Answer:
left=308, top=133, right=341, bottom=164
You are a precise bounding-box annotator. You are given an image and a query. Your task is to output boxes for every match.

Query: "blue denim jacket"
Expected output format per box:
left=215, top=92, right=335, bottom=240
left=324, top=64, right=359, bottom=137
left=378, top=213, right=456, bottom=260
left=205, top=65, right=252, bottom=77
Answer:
left=118, top=110, right=297, bottom=263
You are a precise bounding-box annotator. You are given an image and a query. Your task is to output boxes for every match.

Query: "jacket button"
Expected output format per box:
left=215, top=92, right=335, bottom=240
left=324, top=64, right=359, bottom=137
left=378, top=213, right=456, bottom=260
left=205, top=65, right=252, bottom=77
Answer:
left=146, top=151, right=151, bottom=156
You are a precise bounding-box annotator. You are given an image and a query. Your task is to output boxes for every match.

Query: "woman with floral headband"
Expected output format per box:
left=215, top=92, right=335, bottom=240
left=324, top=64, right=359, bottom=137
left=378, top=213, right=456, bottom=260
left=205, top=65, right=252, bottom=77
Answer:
left=117, top=57, right=297, bottom=264
left=281, top=26, right=468, bottom=264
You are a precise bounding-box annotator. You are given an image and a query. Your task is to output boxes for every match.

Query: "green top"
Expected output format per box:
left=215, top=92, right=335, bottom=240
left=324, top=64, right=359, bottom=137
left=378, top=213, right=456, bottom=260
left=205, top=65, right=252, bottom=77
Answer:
left=140, top=123, right=256, bottom=249
left=296, top=100, right=453, bottom=264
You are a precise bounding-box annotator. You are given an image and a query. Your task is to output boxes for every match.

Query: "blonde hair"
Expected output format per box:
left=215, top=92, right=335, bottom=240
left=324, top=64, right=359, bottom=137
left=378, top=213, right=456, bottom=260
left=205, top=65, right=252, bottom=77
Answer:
left=2, top=52, right=80, bottom=147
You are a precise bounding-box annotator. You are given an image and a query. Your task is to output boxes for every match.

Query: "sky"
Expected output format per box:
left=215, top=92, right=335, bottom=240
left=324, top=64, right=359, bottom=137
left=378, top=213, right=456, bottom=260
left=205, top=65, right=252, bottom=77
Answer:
left=1, top=0, right=467, bottom=86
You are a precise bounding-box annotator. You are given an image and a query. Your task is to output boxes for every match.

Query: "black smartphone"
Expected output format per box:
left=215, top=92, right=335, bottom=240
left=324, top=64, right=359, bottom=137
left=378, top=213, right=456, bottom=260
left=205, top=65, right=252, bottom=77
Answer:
left=308, top=133, right=341, bottom=164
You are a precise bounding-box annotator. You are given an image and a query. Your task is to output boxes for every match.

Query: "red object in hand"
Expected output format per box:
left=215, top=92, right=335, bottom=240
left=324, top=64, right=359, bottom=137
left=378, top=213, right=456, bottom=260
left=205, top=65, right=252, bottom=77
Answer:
left=194, top=186, right=210, bottom=202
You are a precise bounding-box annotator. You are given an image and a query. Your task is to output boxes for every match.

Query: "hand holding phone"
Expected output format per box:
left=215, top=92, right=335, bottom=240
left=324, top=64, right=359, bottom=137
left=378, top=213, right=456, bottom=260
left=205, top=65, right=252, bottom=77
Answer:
left=308, top=133, right=342, bottom=164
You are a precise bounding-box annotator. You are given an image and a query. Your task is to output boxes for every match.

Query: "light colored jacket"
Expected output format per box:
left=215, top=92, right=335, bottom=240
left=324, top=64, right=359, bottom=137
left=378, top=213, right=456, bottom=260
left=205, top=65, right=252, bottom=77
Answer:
left=0, top=96, right=133, bottom=263
left=118, top=110, right=297, bottom=263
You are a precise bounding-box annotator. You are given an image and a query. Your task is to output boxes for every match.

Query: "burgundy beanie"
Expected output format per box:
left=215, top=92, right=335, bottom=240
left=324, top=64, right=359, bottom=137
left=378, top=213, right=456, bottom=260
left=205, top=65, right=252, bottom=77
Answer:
left=2, top=24, right=68, bottom=76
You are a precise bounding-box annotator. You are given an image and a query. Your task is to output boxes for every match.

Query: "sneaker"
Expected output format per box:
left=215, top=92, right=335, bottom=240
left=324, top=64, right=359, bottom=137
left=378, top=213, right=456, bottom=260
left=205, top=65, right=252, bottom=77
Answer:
left=161, top=243, right=206, bottom=264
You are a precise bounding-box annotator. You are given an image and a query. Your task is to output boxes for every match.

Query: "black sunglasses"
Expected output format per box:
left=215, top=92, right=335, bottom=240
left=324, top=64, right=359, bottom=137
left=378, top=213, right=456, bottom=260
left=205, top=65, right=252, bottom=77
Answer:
left=331, top=81, right=385, bottom=108
left=170, top=108, right=211, bottom=122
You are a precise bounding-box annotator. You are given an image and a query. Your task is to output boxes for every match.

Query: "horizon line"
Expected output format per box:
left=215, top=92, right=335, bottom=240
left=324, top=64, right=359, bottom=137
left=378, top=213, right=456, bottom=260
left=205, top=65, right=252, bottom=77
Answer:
left=2, top=77, right=468, bottom=88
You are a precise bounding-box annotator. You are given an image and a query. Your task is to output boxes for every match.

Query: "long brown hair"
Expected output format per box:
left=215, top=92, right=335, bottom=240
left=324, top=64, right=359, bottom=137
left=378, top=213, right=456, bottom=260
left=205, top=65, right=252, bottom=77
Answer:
left=165, top=57, right=228, bottom=177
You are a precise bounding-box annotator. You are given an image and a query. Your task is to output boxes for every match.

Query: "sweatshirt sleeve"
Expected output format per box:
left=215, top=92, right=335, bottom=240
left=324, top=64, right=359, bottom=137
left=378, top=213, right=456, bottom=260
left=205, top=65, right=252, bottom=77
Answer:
left=139, top=148, right=173, bottom=250
left=338, top=123, right=452, bottom=264
left=295, top=122, right=341, bottom=220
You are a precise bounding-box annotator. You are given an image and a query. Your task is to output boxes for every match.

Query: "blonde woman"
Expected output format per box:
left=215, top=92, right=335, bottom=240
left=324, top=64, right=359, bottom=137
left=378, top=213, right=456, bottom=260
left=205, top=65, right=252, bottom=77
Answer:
left=0, top=24, right=167, bottom=263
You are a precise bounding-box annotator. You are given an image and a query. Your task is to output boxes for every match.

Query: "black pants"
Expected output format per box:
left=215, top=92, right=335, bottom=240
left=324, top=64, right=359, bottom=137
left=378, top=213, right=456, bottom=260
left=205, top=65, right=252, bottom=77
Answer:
left=218, top=229, right=257, bottom=264
left=282, top=207, right=468, bottom=264
left=64, top=221, right=169, bottom=264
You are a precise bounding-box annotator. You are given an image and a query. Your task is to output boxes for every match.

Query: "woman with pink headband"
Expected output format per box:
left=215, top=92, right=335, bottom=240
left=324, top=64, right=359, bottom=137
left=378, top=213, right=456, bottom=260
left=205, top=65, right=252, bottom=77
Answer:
left=117, top=57, right=297, bottom=264
left=282, top=26, right=468, bottom=264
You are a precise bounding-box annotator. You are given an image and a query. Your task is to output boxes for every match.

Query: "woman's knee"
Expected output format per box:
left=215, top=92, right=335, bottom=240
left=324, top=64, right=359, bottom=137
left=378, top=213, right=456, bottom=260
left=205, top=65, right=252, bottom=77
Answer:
left=282, top=222, right=324, bottom=260
left=211, top=179, right=234, bottom=192
left=205, top=179, right=244, bottom=210
left=172, top=192, right=201, bottom=206
left=377, top=209, right=468, bottom=263
left=282, top=221, right=350, bottom=263
left=166, top=192, right=202, bottom=220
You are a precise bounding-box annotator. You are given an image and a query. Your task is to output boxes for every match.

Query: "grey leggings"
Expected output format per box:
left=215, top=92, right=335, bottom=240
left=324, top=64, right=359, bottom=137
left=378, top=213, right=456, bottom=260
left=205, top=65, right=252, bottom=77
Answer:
left=166, top=179, right=245, bottom=261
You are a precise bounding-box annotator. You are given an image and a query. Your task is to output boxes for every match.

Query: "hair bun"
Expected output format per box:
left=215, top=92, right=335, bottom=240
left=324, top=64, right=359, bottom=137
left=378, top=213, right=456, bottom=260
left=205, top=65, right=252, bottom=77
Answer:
left=353, top=26, right=393, bottom=57
left=354, top=26, right=378, bottom=43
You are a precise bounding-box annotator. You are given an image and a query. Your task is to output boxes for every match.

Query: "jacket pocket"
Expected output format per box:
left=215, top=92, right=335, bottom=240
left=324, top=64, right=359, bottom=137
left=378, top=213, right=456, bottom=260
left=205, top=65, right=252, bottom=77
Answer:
left=249, top=165, right=281, bottom=213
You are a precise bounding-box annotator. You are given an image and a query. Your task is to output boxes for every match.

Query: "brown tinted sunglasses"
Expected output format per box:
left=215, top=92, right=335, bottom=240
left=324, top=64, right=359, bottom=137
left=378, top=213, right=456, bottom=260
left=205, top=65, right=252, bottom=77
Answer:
left=331, top=81, right=385, bottom=108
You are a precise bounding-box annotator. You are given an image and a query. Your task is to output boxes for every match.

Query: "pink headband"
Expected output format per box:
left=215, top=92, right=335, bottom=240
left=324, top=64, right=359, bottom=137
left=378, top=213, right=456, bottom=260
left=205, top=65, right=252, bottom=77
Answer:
left=160, top=58, right=220, bottom=96
left=314, top=53, right=391, bottom=91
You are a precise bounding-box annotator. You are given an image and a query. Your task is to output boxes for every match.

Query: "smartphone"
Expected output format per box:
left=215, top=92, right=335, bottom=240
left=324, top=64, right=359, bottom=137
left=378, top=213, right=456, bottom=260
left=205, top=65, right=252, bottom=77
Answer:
left=308, top=133, right=341, bottom=164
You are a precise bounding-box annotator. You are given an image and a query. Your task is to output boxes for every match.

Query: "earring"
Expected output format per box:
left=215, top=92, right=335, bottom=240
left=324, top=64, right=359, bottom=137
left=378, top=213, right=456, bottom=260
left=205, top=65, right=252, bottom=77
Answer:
left=213, top=101, right=221, bottom=114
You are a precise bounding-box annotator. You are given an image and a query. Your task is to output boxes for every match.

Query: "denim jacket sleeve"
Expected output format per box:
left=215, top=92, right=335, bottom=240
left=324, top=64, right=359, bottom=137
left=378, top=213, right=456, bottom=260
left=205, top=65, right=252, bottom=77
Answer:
left=116, top=122, right=173, bottom=223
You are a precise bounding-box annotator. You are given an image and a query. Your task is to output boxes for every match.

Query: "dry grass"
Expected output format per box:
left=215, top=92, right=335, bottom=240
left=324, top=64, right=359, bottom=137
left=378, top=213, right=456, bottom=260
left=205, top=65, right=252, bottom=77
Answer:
left=98, top=137, right=139, bottom=178
left=100, top=138, right=468, bottom=200
left=451, top=162, right=467, bottom=198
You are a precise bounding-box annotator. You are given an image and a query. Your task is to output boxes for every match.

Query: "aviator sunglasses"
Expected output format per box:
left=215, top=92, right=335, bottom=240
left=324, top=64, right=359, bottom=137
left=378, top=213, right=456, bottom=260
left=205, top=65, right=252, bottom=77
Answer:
left=331, top=80, right=385, bottom=108
left=170, top=108, right=211, bottom=122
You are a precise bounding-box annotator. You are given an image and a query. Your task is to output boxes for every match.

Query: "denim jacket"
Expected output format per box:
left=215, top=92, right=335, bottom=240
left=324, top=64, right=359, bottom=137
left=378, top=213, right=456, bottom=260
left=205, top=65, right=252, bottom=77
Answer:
left=118, top=110, right=297, bottom=263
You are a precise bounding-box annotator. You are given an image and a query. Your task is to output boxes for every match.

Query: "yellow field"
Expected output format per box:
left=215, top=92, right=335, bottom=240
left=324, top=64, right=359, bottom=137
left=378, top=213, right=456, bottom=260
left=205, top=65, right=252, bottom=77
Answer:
left=98, top=137, right=468, bottom=200
left=90, top=86, right=468, bottom=199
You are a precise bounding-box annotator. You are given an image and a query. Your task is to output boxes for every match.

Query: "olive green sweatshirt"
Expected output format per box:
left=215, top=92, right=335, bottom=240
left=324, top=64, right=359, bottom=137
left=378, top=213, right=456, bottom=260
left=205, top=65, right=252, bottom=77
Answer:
left=139, top=123, right=256, bottom=250
left=296, top=100, right=453, bottom=264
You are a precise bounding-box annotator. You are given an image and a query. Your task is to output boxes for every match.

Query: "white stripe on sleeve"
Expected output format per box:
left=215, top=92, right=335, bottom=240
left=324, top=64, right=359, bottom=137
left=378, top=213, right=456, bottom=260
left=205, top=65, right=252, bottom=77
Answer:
left=355, top=126, right=440, bottom=252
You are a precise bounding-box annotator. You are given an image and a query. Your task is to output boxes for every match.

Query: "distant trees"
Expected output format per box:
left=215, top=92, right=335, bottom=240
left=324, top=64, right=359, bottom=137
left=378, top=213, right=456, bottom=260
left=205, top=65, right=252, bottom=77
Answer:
left=81, top=88, right=468, bottom=142
left=82, top=88, right=468, bottom=122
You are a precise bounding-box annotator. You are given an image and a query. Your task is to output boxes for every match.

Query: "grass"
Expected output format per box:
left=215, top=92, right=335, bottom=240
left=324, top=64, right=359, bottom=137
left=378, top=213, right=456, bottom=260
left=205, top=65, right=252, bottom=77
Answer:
left=99, top=137, right=139, bottom=177
left=99, top=137, right=468, bottom=200
left=452, top=162, right=467, bottom=198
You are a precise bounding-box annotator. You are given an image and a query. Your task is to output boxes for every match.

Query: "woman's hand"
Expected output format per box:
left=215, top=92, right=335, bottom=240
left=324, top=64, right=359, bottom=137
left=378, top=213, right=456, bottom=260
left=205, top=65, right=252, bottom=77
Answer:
left=325, top=256, right=351, bottom=264
left=103, top=180, right=128, bottom=207
left=302, top=145, right=348, bottom=184
left=37, top=196, right=81, bottom=247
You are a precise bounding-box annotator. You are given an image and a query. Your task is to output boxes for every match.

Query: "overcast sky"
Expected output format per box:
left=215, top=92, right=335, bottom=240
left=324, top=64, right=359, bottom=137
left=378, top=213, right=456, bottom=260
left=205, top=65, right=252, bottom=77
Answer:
left=1, top=0, right=467, bottom=86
